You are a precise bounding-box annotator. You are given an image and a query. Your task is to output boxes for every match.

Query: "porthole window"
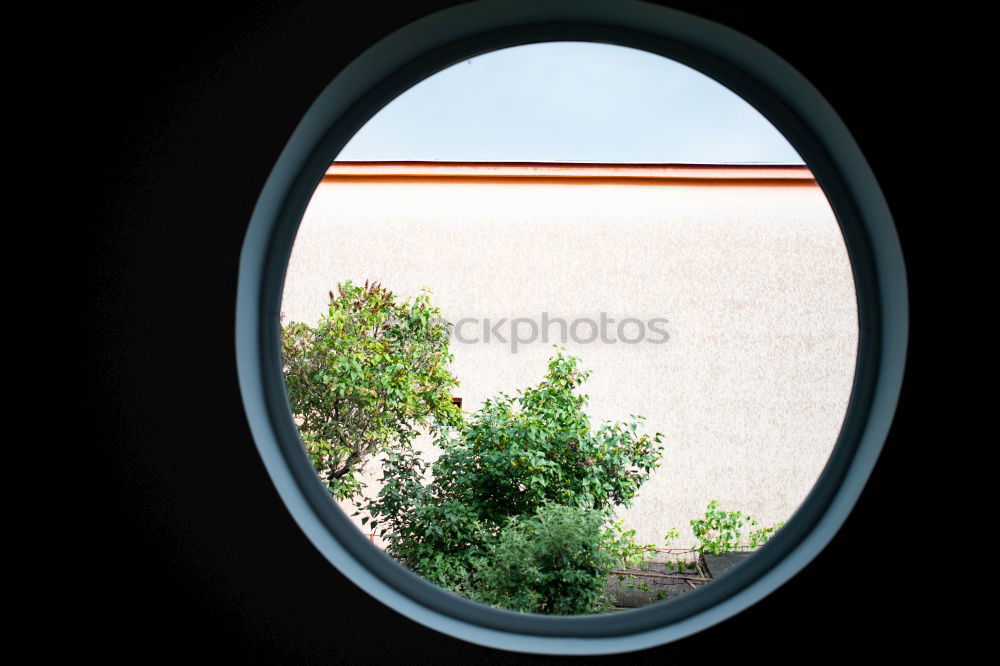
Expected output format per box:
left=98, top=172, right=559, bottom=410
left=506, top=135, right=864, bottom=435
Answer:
left=281, top=40, right=856, bottom=606
left=236, top=1, right=906, bottom=655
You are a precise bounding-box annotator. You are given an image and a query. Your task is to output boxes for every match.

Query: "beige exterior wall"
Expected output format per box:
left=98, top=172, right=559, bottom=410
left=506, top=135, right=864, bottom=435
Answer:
left=281, top=163, right=858, bottom=549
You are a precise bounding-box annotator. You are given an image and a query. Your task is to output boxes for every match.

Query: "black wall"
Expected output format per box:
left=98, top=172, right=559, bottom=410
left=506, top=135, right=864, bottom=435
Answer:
left=70, top=1, right=936, bottom=661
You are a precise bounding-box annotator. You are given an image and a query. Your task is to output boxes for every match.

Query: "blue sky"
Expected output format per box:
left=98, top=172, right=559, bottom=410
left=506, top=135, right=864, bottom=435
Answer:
left=337, top=42, right=804, bottom=165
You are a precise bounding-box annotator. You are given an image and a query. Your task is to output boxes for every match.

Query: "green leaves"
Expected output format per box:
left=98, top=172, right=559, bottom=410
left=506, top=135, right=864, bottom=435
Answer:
left=429, top=348, right=663, bottom=523
left=280, top=280, right=461, bottom=500
left=690, top=501, right=783, bottom=554
left=363, top=348, right=665, bottom=613
left=466, top=503, right=616, bottom=615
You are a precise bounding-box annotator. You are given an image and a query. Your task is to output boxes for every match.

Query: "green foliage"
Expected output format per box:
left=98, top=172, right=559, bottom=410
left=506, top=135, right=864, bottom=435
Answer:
left=602, top=520, right=650, bottom=577
left=430, top=350, right=663, bottom=521
left=600, top=519, right=661, bottom=602
left=657, top=527, right=696, bottom=572
left=466, top=503, right=618, bottom=615
left=690, top=501, right=784, bottom=554
left=280, top=280, right=461, bottom=500
left=365, top=348, right=664, bottom=608
left=365, top=448, right=487, bottom=590
left=746, top=523, right=782, bottom=549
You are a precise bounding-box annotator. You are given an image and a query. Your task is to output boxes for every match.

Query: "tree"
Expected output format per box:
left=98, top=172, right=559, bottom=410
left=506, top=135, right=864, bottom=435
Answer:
left=280, top=280, right=461, bottom=499
left=365, top=348, right=664, bottom=605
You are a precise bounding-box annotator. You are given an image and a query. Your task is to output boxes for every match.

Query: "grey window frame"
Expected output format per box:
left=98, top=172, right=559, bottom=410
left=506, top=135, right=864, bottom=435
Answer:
left=235, top=0, right=907, bottom=655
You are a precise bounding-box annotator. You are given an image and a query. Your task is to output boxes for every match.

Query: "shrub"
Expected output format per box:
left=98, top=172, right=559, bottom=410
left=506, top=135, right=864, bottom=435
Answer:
left=429, top=350, right=662, bottom=521
left=467, top=503, right=617, bottom=615
left=364, top=448, right=487, bottom=590
left=280, top=280, right=461, bottom=499
left=365, top=348, right=664, bottom=604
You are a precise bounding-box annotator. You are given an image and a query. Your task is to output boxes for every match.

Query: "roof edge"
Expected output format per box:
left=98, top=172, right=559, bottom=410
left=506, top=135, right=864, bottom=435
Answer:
left=324, top=161, right=815, bottom=184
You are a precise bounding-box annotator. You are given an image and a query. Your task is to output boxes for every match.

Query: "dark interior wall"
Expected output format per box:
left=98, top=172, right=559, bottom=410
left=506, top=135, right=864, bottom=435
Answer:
left=69, top=1, right=934, bottom=661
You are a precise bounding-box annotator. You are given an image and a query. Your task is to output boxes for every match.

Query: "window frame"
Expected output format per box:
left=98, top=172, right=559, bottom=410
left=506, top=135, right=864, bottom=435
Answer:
left=235, top=1, right=907, bottom=655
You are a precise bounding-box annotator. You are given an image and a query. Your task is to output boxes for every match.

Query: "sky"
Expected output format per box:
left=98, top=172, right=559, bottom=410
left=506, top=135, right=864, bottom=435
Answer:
left=336, top=41, right=804, bottom=165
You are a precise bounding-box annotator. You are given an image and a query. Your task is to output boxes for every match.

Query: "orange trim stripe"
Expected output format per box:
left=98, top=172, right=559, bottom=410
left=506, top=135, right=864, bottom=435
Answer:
left=323, top=161, right=815, bottom=185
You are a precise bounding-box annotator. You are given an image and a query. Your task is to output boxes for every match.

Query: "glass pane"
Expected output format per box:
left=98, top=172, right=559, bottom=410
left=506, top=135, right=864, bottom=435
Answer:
left=279, top=42, right=857, bottom=614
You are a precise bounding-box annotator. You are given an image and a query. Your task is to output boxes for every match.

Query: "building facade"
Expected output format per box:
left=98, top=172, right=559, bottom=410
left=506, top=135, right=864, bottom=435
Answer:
left=281, top=162, right=858, bottom=549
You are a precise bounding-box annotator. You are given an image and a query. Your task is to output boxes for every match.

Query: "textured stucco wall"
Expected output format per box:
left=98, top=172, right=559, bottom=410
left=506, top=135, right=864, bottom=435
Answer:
left=281, top=172, right=858, bottom=549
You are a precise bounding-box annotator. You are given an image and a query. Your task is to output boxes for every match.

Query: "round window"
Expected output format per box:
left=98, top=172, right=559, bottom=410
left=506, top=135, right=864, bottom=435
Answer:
left=236, top=1, right=907, bottom=655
